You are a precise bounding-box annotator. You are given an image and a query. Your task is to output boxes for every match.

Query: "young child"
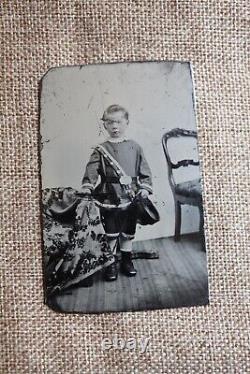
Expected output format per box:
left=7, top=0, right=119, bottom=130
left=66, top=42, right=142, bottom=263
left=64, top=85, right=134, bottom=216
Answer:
left=81, top=104, right=153, bottom=281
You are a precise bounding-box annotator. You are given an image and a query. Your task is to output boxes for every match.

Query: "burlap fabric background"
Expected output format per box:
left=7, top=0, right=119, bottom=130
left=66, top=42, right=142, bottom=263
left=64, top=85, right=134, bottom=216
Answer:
left=1, top=1, right=249, bottom=373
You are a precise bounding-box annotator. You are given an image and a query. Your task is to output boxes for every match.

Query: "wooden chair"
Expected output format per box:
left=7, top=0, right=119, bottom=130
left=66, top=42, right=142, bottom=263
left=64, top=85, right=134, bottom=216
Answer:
left=162, top=128, right=204, bottom=241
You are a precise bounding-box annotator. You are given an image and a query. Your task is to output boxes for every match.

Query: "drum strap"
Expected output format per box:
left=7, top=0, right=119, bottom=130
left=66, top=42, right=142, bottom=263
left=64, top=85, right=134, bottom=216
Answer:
left=95, top=144, right=135, bottom=199
left=95, top=144, right=126, bottom=177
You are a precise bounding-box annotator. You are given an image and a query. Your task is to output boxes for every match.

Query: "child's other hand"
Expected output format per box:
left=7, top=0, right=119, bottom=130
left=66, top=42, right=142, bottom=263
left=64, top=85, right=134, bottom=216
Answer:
left=137, top=189, right=149, bottom=199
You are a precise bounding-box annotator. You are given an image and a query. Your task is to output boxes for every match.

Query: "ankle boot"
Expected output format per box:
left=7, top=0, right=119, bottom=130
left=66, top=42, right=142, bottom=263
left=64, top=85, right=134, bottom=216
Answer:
left=121, top=251, right=137, bottom=277
left=104, top=257, right=118, bottom=281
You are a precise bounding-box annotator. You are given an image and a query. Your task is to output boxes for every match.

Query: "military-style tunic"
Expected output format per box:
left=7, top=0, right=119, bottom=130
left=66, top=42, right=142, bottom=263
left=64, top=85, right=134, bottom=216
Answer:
left=82, top=139, right=153, bottom=239
left=82, top=139, right=152, bottom=206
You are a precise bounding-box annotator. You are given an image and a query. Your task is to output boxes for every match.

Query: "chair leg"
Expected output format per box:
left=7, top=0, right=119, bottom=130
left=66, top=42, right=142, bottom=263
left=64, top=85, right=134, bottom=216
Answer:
left=199, top=204, right=204, bottom=233
left=174, top=202, right=181, bottom=241
left=199, top=204, right=206, bottom=251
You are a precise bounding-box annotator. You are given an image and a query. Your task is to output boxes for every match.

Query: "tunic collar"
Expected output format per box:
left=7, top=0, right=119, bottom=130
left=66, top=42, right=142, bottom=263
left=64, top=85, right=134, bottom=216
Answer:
left=106, top=137, right=128, bottom=143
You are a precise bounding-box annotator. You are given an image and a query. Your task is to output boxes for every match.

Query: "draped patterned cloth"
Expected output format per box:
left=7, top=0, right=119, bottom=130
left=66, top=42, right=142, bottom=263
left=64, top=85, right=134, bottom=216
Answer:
left=42, top=188, right=114, bottom=295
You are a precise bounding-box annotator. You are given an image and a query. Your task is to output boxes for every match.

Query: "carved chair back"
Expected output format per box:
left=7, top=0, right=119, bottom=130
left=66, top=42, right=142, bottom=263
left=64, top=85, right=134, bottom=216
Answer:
left=162, top=128, right=199, bottom=195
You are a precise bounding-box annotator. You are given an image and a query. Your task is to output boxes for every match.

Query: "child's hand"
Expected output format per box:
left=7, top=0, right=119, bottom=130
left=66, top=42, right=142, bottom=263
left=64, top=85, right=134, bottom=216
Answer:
left=137, top=189, right=149, bottom=199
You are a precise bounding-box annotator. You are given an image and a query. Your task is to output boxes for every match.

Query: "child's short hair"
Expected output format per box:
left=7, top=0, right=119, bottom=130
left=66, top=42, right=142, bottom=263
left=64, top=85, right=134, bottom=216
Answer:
left=101, top=104, right=129, bottom=121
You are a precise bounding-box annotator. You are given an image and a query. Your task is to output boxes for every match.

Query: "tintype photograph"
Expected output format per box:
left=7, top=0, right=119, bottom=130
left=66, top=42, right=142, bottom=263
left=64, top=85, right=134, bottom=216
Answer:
left=40, top=61, right=209, bottom=313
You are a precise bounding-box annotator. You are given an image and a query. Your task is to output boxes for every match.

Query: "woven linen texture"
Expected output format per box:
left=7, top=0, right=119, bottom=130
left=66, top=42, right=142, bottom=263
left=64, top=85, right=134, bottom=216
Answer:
left=1, top=1, right=249, bottom=373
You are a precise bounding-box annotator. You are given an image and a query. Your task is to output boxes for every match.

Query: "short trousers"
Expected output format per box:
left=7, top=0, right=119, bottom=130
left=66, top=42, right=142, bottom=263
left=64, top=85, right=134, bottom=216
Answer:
left=100, top=203, right=137, bottom=239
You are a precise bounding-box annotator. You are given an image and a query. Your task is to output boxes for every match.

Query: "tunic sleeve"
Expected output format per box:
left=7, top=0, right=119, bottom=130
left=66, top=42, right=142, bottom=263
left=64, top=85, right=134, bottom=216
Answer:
left=138, top=147, right=153, bottom=194
left=81, top=148, right=101, bottom=190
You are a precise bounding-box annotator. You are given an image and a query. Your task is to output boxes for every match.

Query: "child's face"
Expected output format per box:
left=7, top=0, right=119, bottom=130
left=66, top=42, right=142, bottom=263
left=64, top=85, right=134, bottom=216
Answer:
left=103, top=111, right=128, bottom=138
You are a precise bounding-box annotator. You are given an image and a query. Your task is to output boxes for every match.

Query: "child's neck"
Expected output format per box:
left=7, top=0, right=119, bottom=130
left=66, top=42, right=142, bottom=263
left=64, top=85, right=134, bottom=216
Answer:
left=107, top=136, right=127, bottom=143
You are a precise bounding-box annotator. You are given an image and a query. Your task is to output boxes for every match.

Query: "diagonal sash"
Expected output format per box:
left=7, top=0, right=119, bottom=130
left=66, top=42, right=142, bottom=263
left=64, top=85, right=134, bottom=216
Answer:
left=95, top=144, right=133, bottom=186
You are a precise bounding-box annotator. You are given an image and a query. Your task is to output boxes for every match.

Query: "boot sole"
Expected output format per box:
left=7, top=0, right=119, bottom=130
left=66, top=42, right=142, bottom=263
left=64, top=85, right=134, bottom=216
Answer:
left=104, top=276, right=118, bottom=281
left=121, top=270, right=137, bottom=277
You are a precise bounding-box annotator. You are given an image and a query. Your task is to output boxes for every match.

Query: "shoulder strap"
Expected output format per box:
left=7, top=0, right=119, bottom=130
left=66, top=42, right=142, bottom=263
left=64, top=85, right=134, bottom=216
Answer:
left=95, top=144, right=126, bottom=177
left=95, top=144, right=134, bottom=199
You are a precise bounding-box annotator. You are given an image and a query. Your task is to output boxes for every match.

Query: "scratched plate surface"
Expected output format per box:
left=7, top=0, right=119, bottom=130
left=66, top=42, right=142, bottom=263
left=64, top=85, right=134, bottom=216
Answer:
left=40, top=61, right=208, bottom=313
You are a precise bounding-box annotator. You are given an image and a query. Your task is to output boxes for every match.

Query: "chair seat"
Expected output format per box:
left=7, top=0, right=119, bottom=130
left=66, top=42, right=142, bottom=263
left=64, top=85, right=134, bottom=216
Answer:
left=175, top=178, right=202, bottom=199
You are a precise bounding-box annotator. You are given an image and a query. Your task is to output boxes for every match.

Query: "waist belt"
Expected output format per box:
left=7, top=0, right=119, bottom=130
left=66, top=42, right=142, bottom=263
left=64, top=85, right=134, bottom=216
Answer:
left=102, top=176, right=138, bottom=184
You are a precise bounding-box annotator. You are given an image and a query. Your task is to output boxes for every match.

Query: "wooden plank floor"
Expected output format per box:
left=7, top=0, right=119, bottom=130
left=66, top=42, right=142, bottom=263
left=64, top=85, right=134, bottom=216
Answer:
left=48, top=233, right=209, bottom=313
